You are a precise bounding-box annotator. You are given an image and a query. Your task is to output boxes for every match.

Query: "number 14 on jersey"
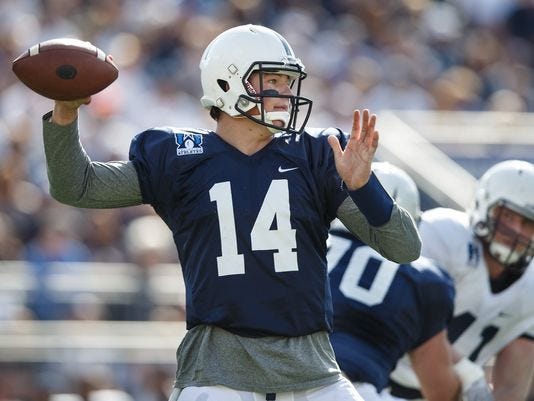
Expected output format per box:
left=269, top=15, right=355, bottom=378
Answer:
left=210, top=179, right=298, bottom=276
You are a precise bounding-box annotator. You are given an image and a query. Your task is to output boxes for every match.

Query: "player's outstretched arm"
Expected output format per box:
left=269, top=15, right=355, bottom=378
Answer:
left=43, top=99, right=142, bottom=208
left=333, top=109, right=421, bottom=263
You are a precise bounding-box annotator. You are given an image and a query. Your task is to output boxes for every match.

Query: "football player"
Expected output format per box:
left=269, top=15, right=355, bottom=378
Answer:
left=328, top=162, right=493, bottom=401
left=388, top=160, right=534, bottom=401
left=41, top=25, right=421, bottom=401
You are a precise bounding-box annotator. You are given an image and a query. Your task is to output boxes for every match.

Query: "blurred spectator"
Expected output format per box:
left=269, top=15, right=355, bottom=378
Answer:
left=0, top=211, right=23, bottom=259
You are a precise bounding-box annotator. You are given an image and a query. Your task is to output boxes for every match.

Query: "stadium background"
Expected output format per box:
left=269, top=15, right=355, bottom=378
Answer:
left=1, top=0, right=534, bottom=400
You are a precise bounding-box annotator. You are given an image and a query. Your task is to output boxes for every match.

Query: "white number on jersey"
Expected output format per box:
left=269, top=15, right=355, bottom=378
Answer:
left=448, top=312, right=500, bottom=361
left=329, top=240, right=399, bottom=306
left=209, top=180, right=297, bottom=276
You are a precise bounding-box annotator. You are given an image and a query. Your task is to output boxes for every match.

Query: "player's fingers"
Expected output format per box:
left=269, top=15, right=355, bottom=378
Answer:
left=362, top=109, right=370, bottom=124
left=350, top=109, right=361, bottom=141
left=72, top=97, right=91, bottom=107
left=328, top=135, right=343, bottom=159
left=364, top=113, right=377, bottom=145
left=368, top=112, right=376, bottom=131
left=371, top=130, right=379, bottom=149
left=359, top=109, right=371, bottom=142
left=56, top=97, right=91, bottom=109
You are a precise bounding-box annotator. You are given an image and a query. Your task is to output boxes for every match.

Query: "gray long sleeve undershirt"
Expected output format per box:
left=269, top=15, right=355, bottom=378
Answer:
left=43, top=112, right=142, bottom=208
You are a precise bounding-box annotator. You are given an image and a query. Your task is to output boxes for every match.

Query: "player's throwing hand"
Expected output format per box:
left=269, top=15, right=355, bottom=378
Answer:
left=328, top=109, right=379, bottom=191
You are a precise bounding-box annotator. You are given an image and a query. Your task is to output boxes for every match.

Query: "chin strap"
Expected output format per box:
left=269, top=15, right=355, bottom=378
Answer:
left=251, top=111, right=290, bottom=133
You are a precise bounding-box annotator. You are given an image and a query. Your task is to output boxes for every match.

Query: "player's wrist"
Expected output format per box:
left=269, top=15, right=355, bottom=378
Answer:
left=345, top=172, right=394, bottom=226
left=51, top=111, right=77, bottom=126
left=51, top=101, right=82, bottom=125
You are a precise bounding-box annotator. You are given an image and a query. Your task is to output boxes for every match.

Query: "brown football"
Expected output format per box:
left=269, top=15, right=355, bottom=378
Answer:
left=12, top=38, right=119, bottom=101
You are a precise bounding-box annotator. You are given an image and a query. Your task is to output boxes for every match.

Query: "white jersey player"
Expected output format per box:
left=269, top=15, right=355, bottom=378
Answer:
left=329, top=162, right=493, bottom=401
left=389, top=160, right=534, bottom=401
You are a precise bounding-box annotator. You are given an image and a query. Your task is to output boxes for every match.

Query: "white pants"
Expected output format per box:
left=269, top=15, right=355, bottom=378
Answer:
left=169, top=377, right=364, bottom=401
left=352, top=383, right=382, bottom=401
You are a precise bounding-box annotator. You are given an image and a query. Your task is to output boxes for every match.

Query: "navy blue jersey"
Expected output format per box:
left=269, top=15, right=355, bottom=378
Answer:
left=129, top=127, right=349, bottom=337
left=327, top=229, right=455, bottom=390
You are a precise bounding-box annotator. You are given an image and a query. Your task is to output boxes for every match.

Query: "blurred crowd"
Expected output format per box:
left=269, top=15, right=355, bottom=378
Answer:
left=1, top=0, right=534, bottom=400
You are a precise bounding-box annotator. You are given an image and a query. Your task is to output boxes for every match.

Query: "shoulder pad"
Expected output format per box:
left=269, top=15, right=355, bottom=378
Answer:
left=305, top=127, right=346, bottom=138
left=146, top=127, right=210, bottom=136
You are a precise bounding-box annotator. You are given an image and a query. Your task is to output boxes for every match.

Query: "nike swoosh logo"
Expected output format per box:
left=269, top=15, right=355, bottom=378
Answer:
left=278, top=166, right=299, bottom=173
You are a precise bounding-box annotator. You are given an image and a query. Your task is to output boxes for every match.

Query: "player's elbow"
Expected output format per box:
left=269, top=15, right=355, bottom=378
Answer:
left=386, top=241, right=421, bottom=264
left=49, top=185, right=83, bottom=207
left=388, top=208, right=422, bottom=263
left=402, top=231, right=422, bottom=263
left=384, top=228, right=422, bottom=264
left=49, top=189, right=72, bottom=205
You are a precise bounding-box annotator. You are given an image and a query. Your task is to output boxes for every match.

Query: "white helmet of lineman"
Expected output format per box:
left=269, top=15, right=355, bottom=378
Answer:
left=329, top=162, right=420, bottom=236
left=199, top=24, right=312, bottom=134
left=469, top=160, right=534, bottom=271
left=372, top=162, right=421, bottom=222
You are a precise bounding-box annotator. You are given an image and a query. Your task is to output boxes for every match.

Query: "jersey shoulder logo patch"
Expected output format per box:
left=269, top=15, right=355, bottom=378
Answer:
left=467, top=241, right=480, bottom=267
left=175, top=133, right=204, bottom=156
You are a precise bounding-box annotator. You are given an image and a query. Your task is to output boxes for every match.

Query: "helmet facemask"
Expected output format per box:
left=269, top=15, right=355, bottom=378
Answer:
left=235, top=61, right=312, bottom=135
left=476, top=201, right=534, bottom=273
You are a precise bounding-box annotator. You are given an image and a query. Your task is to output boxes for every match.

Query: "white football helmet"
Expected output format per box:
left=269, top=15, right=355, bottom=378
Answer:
left=469, top=160, right=534, bottom=270
left=199, top=24, right=312, bottom=134
left=372, top=162, right=421, bottom=222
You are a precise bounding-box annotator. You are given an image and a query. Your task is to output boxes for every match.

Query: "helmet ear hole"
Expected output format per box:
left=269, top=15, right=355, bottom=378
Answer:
left=217, top=79, right=229, bottom=92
